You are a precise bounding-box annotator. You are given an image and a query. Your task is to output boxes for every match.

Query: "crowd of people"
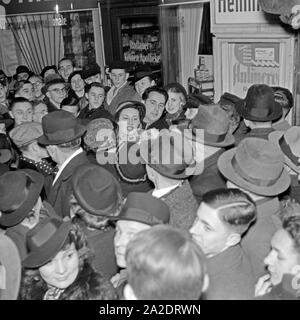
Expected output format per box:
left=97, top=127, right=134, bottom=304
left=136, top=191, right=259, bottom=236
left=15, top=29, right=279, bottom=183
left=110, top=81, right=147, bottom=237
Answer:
left=0, top=58, right=300, bottom=300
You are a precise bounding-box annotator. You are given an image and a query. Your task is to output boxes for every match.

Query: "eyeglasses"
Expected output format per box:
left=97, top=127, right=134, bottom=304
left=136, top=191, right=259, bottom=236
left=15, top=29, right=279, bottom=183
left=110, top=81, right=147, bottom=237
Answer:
left=49, top=87, right=67, bottom=94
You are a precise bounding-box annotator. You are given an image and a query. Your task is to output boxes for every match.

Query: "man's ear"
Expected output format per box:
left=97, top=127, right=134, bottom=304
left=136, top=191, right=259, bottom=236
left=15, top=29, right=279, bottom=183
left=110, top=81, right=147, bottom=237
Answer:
left=8, top=110, right=14, bottom=119
left=202, top=274, right=210, bottom=293
left=125, top=73, right=129, bottom=81
left=46, top=91, right=50, bottom=99
left=226, top=232, right=241, bottom=248
left=123, top=283, right=137, bottom=300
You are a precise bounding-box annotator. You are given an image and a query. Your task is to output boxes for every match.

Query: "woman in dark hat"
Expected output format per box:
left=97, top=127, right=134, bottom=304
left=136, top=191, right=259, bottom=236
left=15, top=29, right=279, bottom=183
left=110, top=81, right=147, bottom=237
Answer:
left=164, top=82, right=188, bottom=126
left=19, top=216, right=117, bottom=300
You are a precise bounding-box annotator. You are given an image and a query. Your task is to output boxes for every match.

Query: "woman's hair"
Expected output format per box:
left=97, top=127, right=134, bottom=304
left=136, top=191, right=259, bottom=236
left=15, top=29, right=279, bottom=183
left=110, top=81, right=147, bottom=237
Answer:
left=114, top=101, right=146, bottom=125
left=283, top=216, right=300, bottom=255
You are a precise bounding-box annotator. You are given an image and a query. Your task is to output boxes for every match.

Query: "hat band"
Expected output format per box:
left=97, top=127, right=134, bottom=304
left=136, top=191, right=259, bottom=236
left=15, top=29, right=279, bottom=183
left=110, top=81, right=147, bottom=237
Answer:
left=119, top=207, right=166, bottom=225
left=232, top=156, right=282, bottom=187
left=200, top=131, right=226, bottom=143
left=279, top=135, right=300, bottom=166
left=45, top=128, right=77, bottom=142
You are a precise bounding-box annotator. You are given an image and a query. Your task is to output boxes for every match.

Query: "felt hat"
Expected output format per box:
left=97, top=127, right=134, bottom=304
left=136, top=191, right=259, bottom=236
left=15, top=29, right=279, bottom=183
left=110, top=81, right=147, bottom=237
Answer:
left=72, top=163, right=122, bottom=217
left=182, top=103, right=235, bottom=147
left=41, top=73, right=69, bottom=95
left=132, top=64, right=154, bottom=83
left=38, top=110, right=86, bottom=145
left=108, top=60, right=129, bottom=72
left=82, top=63, right=101, bottom=80
left=217, top=137, right=291, bottom=196
left=235, top=84, right=282, bottom=122
left=23, top=216, right=72, bottom=268
left=140, top=129, right=197, bottom=179
left=13, top=65, right=33, bottom=80
left=9, top=122, right=43, bottom=148
left=40, top=65, right=58, bottom=79
left=0, top=169, right=44, bottom=227
left=68, top=70, right=83, bottom=83
left=113, top=192, right=170, bottom=226
left=269, top=126, right=300, bottom=173
left=0, top=233, right=21, bottom=300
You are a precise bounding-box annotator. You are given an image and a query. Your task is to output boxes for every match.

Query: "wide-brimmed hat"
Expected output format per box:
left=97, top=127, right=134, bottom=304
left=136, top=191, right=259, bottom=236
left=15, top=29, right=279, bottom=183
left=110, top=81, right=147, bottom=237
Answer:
left=0, top=169, right=44, bottom=227
left=113, top=192, right=170, bottom=226
left=40, top=65, right=58, bottom=79
left=182, top=103, right=235, bottom=147
left=41, top=73, right=69, bottom=95
left=72, top=163, right=122, bottom=217
left=38, top=110, right=86, bottom=145
left=13, top=65, right=33, bottom=80
left=82, top=63, right=101, bottom=80
left=108, top=60, right=129, bottom=72
left=132, top=64, right=154, bottom=83
left=84, top=118, right=116, bottom=151
left=140, top=129, right=197, bottom=179
left=269, top=126, right=300, bottom=173
left=235, top=84, right=282, bottom=122
left=218, top=137, right=291, bottom=196
left=23, top=216, right=72, bottom=268
left=0, top=233, right=21, bottom=300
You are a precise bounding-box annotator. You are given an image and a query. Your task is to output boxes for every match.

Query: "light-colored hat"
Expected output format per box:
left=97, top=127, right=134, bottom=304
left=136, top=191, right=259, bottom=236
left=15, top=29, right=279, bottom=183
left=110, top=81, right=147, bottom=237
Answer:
left=218, top=137, right=291, bottom=196
left=269, top=126, right=300, bottom=173
left=9, top=122, right=43, bottom=148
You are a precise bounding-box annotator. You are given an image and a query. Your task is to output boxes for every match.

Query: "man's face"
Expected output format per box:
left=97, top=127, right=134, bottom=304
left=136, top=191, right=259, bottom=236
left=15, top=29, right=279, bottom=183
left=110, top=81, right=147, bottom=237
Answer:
left=114, top=220, right=150, bottom=268
left=0, top=84, right=8, bottom=102
left=144, top=91, right=166, bottom=124
left=58, top=60, right=73, bottom=82
left=85, top=73, right=101, bottom=85
left=264, top=229, right=300, bottom=286
left=33, top=103, right=48, bottom=123
left=29, top=76, right=44, bottom=99
left=71, top=74, right=85, bottom=93
left=39, top=242, right=79, bottom=289
left=46, top=83, right=67, bottom=105
left=10, top=102, right=33, bottom=126
left=16, top=83, right=34, bottom=101
left=110, top=69, right=128, bottom=89
left=134, top=76, right=154, bottom=96
left=189, top=202, right=232, bottom=256
left=86, top=86, right=105, bottom=109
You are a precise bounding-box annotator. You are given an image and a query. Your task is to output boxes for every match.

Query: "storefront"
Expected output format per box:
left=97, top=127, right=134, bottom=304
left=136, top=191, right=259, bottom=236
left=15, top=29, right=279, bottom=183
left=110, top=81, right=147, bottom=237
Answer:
left=0, top=0, right=105, bottom=77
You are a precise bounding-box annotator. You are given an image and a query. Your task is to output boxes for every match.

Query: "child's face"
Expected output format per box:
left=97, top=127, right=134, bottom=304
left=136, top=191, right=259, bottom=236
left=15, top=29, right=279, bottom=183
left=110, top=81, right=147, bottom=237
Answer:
left=87, top=86, right=105, bottom=109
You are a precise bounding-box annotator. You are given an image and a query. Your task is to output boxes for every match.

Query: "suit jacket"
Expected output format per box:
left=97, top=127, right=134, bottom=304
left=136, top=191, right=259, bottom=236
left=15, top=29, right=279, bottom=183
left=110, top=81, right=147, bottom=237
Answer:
left=47, top=151, right=91, bottom=218
left=241, top=197, right=282, bottom=281
left=204, top=245, right=255, bottom=300
left=106, top=82, right=141, bottom=115
left=189, top=148, right=226, bottom=204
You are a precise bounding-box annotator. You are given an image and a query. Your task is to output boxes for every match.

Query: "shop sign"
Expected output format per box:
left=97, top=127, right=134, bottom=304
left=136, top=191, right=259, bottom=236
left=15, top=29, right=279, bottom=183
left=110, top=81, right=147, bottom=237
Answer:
left=228, top=42, right=280, bottom=96
left=0, top=0, right=98, bottom=15
left=215, top=0, right=268, bottom=24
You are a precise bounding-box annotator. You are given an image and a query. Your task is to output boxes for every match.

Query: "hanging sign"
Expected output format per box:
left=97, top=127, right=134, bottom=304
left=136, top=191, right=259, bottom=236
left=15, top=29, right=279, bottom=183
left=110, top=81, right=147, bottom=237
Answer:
left=0, top=0, right=98, bottom=16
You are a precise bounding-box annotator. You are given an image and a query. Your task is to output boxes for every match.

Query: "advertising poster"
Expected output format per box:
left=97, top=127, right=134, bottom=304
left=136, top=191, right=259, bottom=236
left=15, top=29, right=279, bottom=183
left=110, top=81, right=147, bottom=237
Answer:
left=228, top=42, right=280, bottom=97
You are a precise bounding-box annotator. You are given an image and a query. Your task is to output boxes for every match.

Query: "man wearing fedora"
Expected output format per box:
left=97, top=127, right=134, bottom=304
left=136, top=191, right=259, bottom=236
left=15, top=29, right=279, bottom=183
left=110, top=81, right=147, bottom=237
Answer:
left=189, top=188, right=257, bottom=300
left=70, top=163, right=123, bottom=279
left=112, top=192, right=170, bottom=296
left=140, top=129, right=198, bottom=230
left=58, top=58, right=74, bottom=83
left=0, top=169, right=56, bottom=260
left=13, top=65, right=33, bottom=82
left=106, top=61, right=141, bottom=115
left=218, top=137, right=291, bottom=280
left=234, top=84, right=282, bottom=144
left=269, top=126, right=300, bottom=203
left=186, top=104, right=235, bottom=204
left=38, top=110, right=90, bottom=218
left=132, top=64, right=156, bottom=98
left=0, top=233, right=21, bottom=300
left=42, top=74, right=69, bottom=113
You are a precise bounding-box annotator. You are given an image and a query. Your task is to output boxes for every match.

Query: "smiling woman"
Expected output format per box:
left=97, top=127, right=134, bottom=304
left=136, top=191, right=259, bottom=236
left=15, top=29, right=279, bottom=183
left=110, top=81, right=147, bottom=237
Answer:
left=19, top=216, right=117, bottom=300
